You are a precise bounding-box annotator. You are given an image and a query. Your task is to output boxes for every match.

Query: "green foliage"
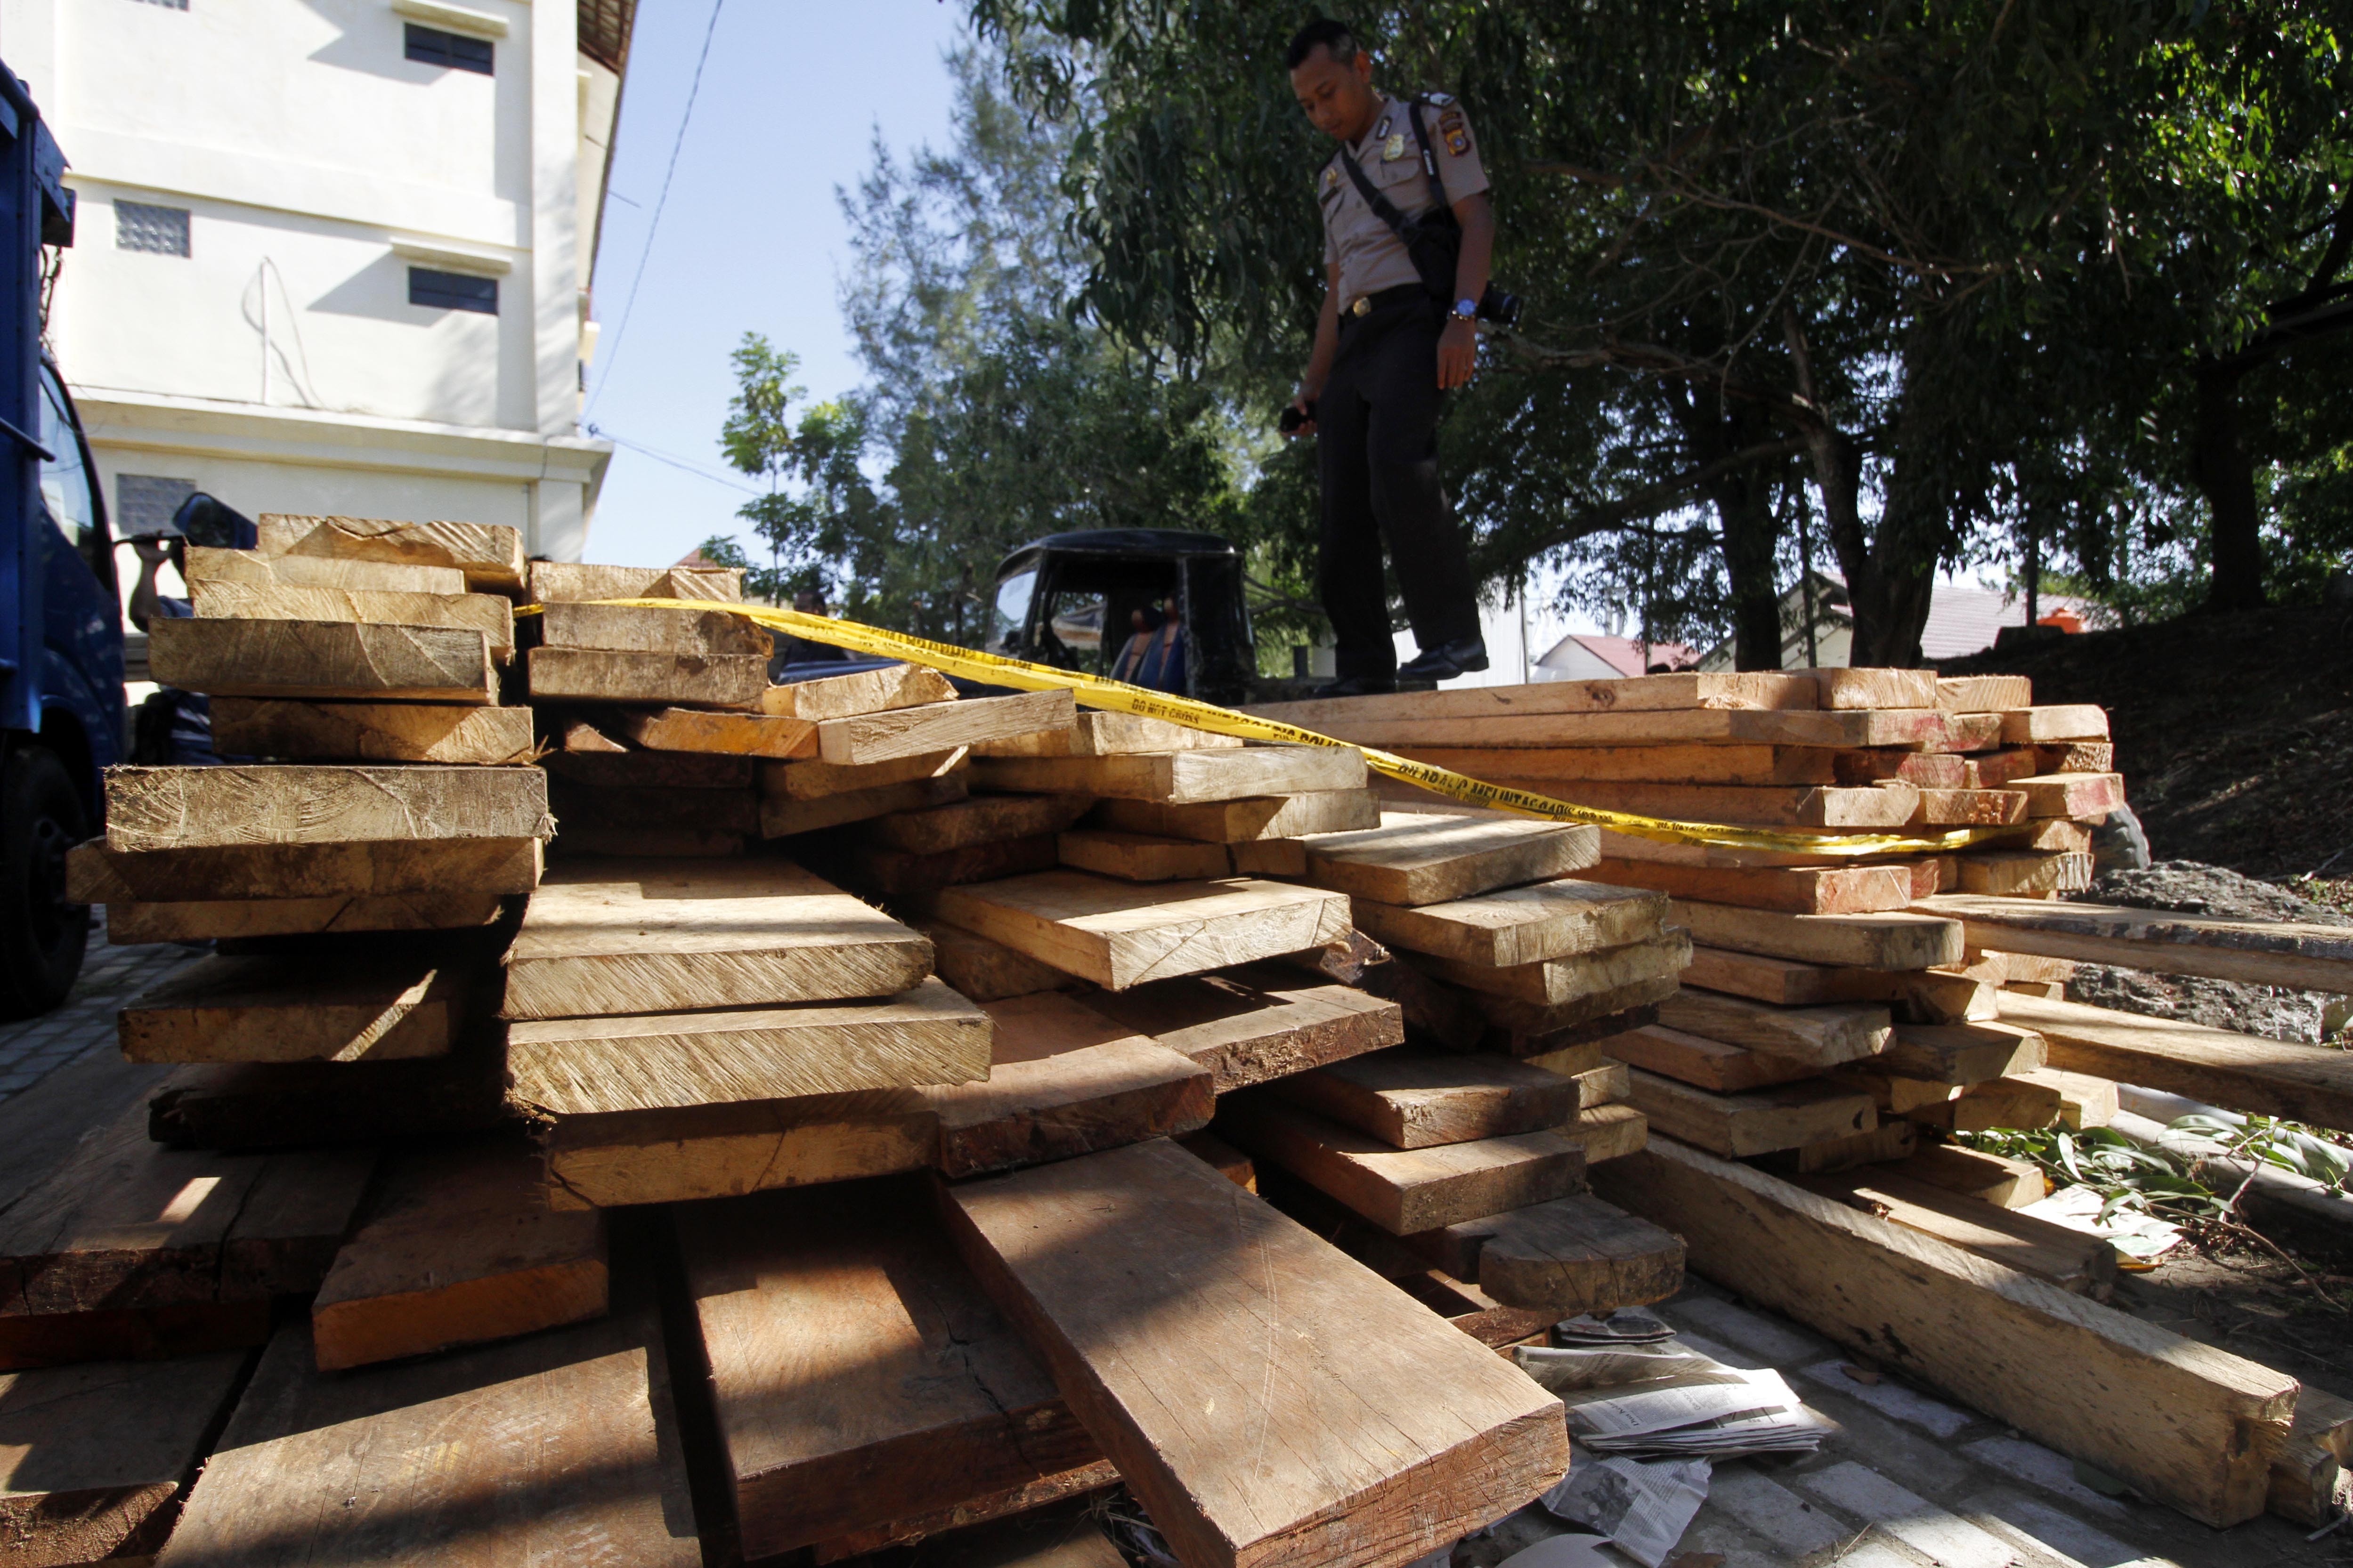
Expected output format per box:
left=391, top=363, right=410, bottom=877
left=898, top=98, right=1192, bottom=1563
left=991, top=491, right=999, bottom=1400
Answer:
left=715, top=334, right=884, bottom=603
left=1962, top=1113, right=2353, bottom=1232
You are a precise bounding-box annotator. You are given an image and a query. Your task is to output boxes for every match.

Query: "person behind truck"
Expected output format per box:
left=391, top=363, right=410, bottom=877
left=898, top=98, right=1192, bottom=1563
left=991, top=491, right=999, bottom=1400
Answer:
left=1281, top=17, right=1494, bottom=698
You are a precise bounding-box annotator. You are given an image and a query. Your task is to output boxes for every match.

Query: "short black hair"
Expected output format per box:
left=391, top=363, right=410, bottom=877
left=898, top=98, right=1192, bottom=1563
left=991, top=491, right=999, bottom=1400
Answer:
left=1284, top=19, right=1359, bottom=71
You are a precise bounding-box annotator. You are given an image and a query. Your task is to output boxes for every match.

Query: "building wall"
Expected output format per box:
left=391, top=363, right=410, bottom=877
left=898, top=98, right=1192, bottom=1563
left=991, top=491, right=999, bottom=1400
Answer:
left=0, top=0, right=617, bottom=566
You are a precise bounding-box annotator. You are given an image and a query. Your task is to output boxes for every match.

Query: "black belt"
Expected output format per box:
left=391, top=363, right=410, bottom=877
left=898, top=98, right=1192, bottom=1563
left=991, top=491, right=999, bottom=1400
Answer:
left=1343, top=283, right=1430, bottom=320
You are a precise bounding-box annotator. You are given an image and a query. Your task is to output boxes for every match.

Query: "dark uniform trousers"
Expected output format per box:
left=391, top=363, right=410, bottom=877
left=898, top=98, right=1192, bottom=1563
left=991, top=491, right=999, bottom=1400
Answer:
left=1316, top=288, right=1481, bottom=679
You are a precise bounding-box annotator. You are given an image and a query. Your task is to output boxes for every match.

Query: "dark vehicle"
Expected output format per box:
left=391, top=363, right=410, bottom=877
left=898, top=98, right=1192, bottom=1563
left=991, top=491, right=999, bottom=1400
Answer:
left=0, top=66, right=124, bottom=1014
left=985, top=530, right=1258, bottom=706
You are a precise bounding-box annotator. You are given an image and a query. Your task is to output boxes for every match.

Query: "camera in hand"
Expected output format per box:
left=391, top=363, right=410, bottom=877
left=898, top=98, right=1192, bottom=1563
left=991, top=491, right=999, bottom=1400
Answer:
left=1477, top=284, right=1521, bottom=329
left=1279, top=399, right=1317, bottom=434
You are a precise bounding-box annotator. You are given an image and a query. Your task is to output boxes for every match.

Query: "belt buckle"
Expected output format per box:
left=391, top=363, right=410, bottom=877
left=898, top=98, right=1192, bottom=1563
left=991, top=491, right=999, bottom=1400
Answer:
left=1349, top=296, right=1371, bottom=318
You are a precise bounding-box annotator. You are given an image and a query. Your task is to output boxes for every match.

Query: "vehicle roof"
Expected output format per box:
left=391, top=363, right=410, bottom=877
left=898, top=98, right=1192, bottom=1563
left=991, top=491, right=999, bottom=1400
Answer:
left=995, top=529, right=1237, bottom=576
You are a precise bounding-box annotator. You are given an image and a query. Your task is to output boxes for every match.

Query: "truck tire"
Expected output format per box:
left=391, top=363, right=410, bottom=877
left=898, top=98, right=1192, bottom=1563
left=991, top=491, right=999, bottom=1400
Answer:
left=0, top=746, right=89, bottom=1018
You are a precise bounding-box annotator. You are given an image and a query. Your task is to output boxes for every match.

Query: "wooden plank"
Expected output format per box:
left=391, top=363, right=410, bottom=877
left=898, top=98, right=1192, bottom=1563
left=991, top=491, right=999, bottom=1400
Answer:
left=558, top=717, right=629, bottom=751
left=105, top=890, right=506, bottom=945
left=1080, top=964, right=1405, bottom=1094
left=1903, top=1075, right=2062, bottom=1132
left=1793, top=1168, right=2117, bottom=1297
left=1598, top=1023, right=1825, bottom=1092
left=1681, top=944, right=1903, bottom=1006
left=189, top=579, right=517, bottom=655
left=1349, top=879, right=1668, bottom=967
left=120, top=948, right=480, bottom=1062
left=212, top=698, right=535, bottom=764
left=977, top=709, right=1244, bottom=757
left=2000, top=705, right=2110, bottom=743
left=1426, top=929, right=1691, bottom=1006
left=763, top=745, right=966, bottom=800
left=0, top=1099, right=372, bottom=1316
left=1941, top=711, right=2007, bottom=751
left=1178, top=1131, right=1259, bottom=1190
left=545, top=748, right=755, bottom=790
left=933, top=872, right=1351, bottom=991
left=2001, top=992, right=2353, bottom=1132
left=500, top=857, right=933, bottom=1019
left=186, top=542, right=465, bottom=595
left=538, top=599, right=771, bottom=656
left=762, top=771, right=970, bottom=836
left=255, top=510, right=527, bottom=592
left=1917, top=894, right=2353, bottom=994
left=1090, top=788, right=1380, bottom=842
left=1801, top=667, right=1937, bottom=709
left=852, top=834, right=1059, bottom=895
left=1893, top=1144, right=2048, bottom=1209
left=979, top=744, right=1368, bottom=803
left=1755, top=1119, right=1918, bottom=1174
left=2018, top=1066, right=2120, bottom=1129
left=1670, top=899, right=1964, bottom=969
left=509, top=978, right=990, bottom=1114
left=677, top=1180, right=1102, bottom=1559
left=1589, top=1137, right=2293, bottom=1526
left=0, top=1297, right=268, bottom=1371
left=1836, top=749, right=1971, bottom=787
left=1217, top=1096, right=1585, bottom=1234
left=939, top=1139, right=1572, bottom=1568
left=865, top=791, right=1093, bottom=854
left=2037, top=740, right=2115, bottom=773
left=1508, top=780, right=1922, bottom=829
left=1623, top=1070, right=1876, bottom=1157
left=1465, top=973, right=1684, bottom=1054
left=2013, top=772, right=2125, bottom=817
left=1938, top=675, right=2033, bottom=711
left=2272, top=1388, right=2353, bottom=1527
left=819, top=689, right=1076, bottom=766
left=104, top=764, right=548, bottom=853
left=154, top=1304, right=697, bottom=1565
left=1412, top=1193, right=1685, bottom=1314
left=1567, top=1102, right=1648, bottom=1162
left=536, top=1090, right=937, bottom=1210
left=1234, top=706, right=1950, bottom=752
left=1830, top=1065, right=1959, bottom=1115
left=1583, top=859, right=1918, bottom=914
left=312, top=1139, right=608, bottom=1370
left=526, top=646, right=770, bottom=707
left=149, top=1054, right=510, bottom=1151
left=1879, top=1021, right=2046, bottom=1084
left=1389, top=743, right=1838, bottom=785
left=1959, top=850, right=2094, bottom=896
left=527, top=559, right=742, bottom=601
left=1057, top=828, right=1233, bottom=882
left=1299, top=815, right=1599, bottom=905
left=1656, top=988, right=1891, bottom=1068
left=1913, top=787, right=2029, bottom=826
left=149, top=614, right=496, bottom=701
left=66, top=841, right=544, bottom=903
left=1272, top=1049, right=1577, bottom=1148
left=0, top=1351, right=249, bottom=1563
left=611, top=704, right=818, bottom=759
left=922, top=994, right=1213, bottom=1177
left=760, top=662, right=957, bottom=718
left=1250, top=672, right=1818, bottom=726
left=916, top=919, right=1080, bottom=1002
left=808, top=1466, right=1124, bottom=1564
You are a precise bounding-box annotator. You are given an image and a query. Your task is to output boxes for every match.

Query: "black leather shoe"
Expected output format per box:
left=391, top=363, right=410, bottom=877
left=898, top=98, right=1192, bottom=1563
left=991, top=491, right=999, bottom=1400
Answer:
left=1397, top=636, right=1489, bottom=681
left=1311, top=674, right=1397, bottom=698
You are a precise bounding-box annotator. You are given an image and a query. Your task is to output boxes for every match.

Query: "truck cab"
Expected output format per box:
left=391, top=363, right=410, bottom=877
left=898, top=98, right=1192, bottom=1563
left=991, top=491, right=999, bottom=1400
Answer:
left=985, top=529, right=1257, bottom=706
left=0, top=69, right=125, bottom=1015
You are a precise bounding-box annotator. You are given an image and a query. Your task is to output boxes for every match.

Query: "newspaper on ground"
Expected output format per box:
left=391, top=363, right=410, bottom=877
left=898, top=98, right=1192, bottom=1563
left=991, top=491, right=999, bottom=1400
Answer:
left=1542, top=1457, right=1711, bottom=1568
left=1495, top=1534, right=1617, bottom=1568
left=1513, top=1343, right=1832, bottom=1460
left=2020, top=1182, right=2185, bottom=1259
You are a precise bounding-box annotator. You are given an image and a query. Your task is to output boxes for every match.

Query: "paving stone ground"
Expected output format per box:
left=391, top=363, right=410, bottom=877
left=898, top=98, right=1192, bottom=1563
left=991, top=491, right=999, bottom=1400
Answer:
left=0, top=915, right=197, bottom=1102
left=1458, top=1278, right=2344, bottom=1568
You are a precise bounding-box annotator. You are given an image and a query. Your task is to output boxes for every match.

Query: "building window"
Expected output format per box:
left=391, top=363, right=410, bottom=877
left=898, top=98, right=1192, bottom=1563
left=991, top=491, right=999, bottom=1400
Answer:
left=405, top=24, right=493, bottom=74
left=409, top=267, right=498, bottom=315
left=118, top=475, right=197, bottom=537
left=117, top=201, right=190, bottom=257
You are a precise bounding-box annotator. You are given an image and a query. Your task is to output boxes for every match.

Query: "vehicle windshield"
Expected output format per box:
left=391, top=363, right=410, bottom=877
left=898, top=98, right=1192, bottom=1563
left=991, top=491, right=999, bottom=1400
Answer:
left=36, top=366, right=105, bottom=580
left=989, top=567, right=1037, bottom=651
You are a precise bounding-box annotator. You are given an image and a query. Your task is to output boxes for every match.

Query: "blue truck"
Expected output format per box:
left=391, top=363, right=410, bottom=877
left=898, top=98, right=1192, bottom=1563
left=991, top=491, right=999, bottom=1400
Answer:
left=0, top=65, right=127, bottom=1017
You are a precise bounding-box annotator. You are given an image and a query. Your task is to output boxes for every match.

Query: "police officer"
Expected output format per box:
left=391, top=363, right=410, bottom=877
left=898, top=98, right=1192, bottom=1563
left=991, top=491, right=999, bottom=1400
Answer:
left=1283, top=17, right=1493, bottom=696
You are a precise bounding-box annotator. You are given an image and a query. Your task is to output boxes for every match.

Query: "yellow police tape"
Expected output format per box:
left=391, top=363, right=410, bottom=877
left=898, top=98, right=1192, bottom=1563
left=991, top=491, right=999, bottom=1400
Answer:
left=522, top=597, right=2029, bottom=858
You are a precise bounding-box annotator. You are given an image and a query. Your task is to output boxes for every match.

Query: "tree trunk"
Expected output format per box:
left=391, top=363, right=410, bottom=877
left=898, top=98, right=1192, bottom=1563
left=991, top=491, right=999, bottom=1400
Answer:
left=2190, top=358, right=2266, bottom=612
left=1666, top=388, right=1785, bottom=670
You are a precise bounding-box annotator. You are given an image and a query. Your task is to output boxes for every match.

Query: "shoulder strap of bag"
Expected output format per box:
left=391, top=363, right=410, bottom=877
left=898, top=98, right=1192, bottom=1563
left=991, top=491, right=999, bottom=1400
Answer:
left=1337, top=146, right=1417, bottom=242
left=1406, top=100, right=1455, bottom=217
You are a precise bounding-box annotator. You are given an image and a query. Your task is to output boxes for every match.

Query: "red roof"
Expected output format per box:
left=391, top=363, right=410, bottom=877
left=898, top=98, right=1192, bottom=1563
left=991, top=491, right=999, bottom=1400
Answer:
left=1543, top=634, right=1698, bottom=677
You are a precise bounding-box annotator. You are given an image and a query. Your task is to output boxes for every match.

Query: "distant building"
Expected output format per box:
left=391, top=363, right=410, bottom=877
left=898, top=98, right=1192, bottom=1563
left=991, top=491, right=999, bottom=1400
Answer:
left=1695, top=571, right=2093, bottom=669
left=1532, top=632, right=1697, bottom=681
left=5, top=0, right=631, bottom=562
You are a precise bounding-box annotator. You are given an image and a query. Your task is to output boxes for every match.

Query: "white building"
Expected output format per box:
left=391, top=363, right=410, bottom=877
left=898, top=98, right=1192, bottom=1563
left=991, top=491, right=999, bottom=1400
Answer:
left=0, top=0, right=629, bottom=561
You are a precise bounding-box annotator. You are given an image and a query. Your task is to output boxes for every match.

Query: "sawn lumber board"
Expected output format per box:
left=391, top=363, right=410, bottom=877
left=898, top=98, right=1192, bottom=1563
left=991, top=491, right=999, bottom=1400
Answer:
left=1079, top=963, right=1404, bottom=1094
left=147, top=615, right=497, bottom=702
left=931, top=871, right=1350, bottom=991
left=1998, top=992, right=2353, bottom=1132
left=1298, top=814, right=1600, bottom=905
left=103, top=765, right=550, bottom=853
left=1916, top=893, right=2353, bottom=993
left=210, top=698, right=536, bottom=764
left=255, top=510, right=527, bottom=592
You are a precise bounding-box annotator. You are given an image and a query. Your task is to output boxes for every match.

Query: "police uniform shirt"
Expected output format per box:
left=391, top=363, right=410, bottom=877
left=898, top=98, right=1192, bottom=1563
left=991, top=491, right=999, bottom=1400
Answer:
left=1318, top=94, right=1489, bottom=306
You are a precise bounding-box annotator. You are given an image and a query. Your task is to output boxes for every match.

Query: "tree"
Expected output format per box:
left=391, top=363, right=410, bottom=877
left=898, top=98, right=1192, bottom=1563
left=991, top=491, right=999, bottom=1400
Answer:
left=712, top=333, right=881, bottom=604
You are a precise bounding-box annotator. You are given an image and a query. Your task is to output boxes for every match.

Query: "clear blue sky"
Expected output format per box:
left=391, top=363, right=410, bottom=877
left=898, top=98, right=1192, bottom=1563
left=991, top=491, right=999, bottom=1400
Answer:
left=579, top=0, right=966, bottom=568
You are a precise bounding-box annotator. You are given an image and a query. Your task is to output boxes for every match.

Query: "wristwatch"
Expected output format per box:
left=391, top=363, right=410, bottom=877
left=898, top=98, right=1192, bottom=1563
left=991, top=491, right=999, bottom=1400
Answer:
left=1452, top=298, right=1479, bottom=321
